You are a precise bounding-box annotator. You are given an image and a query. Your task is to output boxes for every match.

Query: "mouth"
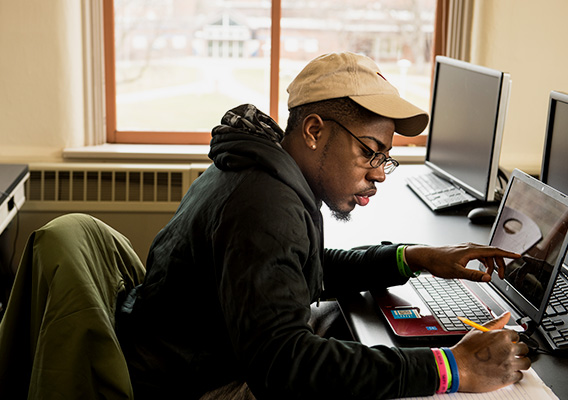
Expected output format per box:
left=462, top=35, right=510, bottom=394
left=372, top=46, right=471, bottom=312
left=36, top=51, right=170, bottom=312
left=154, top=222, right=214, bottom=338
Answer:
left=355, top=189, right=377, bottom=207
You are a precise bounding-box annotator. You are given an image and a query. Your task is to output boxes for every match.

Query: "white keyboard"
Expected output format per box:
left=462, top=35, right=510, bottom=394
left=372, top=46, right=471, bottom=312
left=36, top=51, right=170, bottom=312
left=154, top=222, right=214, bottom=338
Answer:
left=407, top=172, right=476, bottom=211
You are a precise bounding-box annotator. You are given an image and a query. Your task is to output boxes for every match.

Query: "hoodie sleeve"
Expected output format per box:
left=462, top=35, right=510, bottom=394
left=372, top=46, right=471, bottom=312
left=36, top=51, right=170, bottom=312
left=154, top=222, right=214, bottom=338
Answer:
left=322, top=244, right=411, bottom=297
left=212, top=176, right=438, bottom=399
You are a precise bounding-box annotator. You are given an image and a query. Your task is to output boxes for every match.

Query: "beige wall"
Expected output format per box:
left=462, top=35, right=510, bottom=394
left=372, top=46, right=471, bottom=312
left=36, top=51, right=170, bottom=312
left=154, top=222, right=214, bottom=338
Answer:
left=0, top=0, right=85, bottom=161
left=0, top=1, right=172, bottom=265
left=470, top=0, right=568, bottom=174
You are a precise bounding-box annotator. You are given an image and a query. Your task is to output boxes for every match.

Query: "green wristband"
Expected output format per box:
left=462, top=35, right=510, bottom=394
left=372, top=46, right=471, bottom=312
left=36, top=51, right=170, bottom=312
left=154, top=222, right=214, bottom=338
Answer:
left=396, top=245, right=420, bottom=278
left=440, top=346, right=453, bottom=391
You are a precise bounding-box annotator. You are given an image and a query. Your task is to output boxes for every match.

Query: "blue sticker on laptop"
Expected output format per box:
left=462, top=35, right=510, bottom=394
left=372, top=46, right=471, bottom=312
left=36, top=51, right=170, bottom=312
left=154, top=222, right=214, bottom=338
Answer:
left=391, top=309, right=421, bottom=319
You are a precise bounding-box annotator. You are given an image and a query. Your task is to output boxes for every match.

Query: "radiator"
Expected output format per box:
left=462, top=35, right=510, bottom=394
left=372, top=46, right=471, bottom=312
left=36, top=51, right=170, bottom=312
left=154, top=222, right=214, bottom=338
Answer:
left=23, top=162, right=210, bottom=212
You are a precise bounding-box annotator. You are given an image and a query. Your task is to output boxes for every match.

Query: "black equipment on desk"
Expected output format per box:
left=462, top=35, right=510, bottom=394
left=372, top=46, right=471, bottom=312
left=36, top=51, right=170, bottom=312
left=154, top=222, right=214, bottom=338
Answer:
left=537, top=90, right=568, bottom=352
left=0, top=163, right=29, bottom=321
left=407, top=56, right=511, bottom=211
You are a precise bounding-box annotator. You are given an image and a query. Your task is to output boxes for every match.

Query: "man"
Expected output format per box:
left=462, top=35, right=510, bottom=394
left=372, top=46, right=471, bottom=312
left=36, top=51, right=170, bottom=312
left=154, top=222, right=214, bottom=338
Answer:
left=118, top=52, right=530, bottom=399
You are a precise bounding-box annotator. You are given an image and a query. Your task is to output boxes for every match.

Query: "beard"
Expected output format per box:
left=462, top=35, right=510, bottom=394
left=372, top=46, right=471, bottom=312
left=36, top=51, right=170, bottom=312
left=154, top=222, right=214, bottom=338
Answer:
left=330, top=208, right=351, bottom=222
left=316, top=177, right=352, bottom=222
left=323, top=195, right=352, bottom=222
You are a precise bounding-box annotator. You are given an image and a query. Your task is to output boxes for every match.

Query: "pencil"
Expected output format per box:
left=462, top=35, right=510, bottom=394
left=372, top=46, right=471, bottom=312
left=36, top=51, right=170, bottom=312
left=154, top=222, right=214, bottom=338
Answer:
left=457, top=316, right=490, bottom=332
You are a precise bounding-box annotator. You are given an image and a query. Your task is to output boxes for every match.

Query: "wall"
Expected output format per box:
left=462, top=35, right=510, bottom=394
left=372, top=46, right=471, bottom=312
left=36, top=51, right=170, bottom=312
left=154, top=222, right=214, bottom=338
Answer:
left=470, top=0, right=568, bottom=174
left=0, top=2, right=175, bottom=266
left=0, top=0, right=86, bottom=161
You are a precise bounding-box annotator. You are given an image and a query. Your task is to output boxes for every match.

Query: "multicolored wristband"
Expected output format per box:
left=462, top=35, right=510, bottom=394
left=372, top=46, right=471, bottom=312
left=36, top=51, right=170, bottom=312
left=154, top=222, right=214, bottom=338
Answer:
left=431, top=348, right=450, bottom=394
left=396, top=245, right=420, bottom=278
left=442, top=347, right=460, bottom=393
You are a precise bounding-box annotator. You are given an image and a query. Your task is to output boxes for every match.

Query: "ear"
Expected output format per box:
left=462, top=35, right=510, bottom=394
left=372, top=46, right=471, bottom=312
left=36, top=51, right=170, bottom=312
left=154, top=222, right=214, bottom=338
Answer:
left=302, top=114, right=326, bottom=150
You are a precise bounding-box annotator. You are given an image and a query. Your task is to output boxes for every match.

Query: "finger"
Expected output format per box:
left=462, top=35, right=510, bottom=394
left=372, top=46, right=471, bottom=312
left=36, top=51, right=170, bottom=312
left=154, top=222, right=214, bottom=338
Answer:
left=516, top=342, right=530, bottom=357
left=454, top=267, right=489, bottom=282
left=516, top=355, right=532, bottom=371
left=483, top=311, right=511, bottom=330
left=461, top=258, right=492, bottom=282
left=495, top=256, right=507, bottom=279
left=475, top=247, right=521, bottom=259
left=483, top=257, right=495, bottom=277
left=511, top=354, right=532, bottom=376
left=508, top=370, right=524, bottom=385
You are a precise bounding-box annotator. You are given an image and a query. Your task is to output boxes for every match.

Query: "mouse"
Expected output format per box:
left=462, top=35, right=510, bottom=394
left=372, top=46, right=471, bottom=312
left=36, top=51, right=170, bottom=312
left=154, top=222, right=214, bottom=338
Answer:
left=467, top=206, right=499, bottom=225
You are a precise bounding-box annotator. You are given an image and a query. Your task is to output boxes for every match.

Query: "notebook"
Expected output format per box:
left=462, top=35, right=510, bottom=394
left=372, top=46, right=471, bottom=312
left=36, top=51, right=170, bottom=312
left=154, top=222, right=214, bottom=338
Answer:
left=373, top=169, right=568, bottom=340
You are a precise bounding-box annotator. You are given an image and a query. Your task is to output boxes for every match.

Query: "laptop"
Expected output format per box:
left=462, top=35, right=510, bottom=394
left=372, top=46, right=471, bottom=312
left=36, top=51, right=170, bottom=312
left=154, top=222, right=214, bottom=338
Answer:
left=373, top=169, right=568, bottom=341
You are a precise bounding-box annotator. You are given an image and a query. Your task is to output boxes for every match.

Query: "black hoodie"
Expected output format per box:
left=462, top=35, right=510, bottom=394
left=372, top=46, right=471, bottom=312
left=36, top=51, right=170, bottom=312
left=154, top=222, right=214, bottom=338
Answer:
left=122, top=104, right=439, bottom=399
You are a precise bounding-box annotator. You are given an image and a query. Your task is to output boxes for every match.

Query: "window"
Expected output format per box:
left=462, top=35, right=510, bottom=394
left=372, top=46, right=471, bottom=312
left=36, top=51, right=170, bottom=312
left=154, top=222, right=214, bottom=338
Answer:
left=104, top=0, right=436, bottom=145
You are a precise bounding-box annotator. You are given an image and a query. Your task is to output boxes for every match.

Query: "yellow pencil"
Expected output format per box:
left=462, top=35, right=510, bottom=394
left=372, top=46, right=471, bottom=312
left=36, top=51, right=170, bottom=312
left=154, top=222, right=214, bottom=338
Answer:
left=457, top=316, right=490, bottom=332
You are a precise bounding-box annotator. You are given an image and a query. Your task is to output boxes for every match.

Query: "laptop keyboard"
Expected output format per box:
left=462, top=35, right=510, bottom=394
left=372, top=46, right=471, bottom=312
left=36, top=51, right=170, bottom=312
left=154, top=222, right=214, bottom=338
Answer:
left=412, top=273, right=568, bottom=351
left=410, top=275, right=493, bottom=332
left=539, top=274, right=568, bottom=351
left=407, top=172, right=476, bottom=211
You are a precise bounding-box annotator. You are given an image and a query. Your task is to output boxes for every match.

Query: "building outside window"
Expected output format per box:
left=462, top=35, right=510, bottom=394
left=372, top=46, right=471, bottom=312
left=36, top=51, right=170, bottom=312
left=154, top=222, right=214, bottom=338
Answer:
left=108, top=0, right=435, bottom=144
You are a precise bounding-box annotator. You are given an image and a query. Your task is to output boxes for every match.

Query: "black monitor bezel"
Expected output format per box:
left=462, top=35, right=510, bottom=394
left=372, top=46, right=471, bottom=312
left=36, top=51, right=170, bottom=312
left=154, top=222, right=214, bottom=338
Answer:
left=540, top=90, right=568, bottom=274
left=540, top=90, right=568, bottom=187
left=425, top=56, right=510, bottom=202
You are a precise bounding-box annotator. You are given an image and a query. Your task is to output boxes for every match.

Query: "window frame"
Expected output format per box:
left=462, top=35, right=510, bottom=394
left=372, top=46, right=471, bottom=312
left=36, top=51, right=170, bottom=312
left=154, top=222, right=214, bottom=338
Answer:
left=103, top=0, right=439, bottom=147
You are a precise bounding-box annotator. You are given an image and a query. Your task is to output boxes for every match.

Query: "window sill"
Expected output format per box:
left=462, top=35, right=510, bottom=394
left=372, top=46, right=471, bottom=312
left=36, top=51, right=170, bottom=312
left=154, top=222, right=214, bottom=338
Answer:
left=63, top=144, right=426, bottom=164
left=390, top=146, right=426, bottom=164
left=63, top=144, right=211, bottom=163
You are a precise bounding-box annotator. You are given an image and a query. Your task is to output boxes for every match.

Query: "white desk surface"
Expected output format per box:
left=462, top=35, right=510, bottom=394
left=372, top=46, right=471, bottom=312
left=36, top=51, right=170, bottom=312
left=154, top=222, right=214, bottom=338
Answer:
left=323, top=164, right=492, bottom=250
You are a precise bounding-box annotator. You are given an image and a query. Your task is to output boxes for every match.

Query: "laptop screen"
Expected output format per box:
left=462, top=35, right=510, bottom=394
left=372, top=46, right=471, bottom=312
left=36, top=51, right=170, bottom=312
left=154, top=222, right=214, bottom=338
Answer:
left=487, top=169, right=568, bottom=324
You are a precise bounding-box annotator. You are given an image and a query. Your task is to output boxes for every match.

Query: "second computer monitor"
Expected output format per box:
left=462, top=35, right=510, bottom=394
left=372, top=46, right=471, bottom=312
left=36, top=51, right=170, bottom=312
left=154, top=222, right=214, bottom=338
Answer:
left=540, top=90, right=568, bottom=271
left=541, top=90, right=568, bottom=195
left=426, top=56, right=511, bottom=202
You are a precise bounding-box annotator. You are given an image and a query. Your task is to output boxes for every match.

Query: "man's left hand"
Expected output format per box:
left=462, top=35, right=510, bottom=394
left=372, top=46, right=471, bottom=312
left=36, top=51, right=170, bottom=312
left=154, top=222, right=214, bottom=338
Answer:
left=404, top=243, right=521, bottom=282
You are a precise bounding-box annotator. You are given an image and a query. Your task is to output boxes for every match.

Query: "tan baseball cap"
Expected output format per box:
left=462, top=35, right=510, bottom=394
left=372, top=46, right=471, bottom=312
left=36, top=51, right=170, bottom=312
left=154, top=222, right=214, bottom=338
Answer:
left=287, top=52, right=429, bottom=136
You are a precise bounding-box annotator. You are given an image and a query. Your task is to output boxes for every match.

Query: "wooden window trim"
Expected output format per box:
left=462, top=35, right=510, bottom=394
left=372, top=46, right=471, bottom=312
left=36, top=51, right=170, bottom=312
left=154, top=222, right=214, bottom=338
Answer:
left=103, top=0, right=279, bottom=145
left=103, top=0, right=440, bottom=147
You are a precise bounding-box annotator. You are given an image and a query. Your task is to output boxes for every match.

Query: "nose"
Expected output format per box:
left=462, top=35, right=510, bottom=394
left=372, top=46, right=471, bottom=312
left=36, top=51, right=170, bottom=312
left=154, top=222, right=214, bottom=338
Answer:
left=367, top=164, right=386, bottom=183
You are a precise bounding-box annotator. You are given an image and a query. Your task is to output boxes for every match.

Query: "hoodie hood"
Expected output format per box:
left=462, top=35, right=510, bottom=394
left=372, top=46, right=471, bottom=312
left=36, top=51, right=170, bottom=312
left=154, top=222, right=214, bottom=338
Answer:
left=209, top=103, right=321, bottom=218
left=209, top=103, right=284, bottom=170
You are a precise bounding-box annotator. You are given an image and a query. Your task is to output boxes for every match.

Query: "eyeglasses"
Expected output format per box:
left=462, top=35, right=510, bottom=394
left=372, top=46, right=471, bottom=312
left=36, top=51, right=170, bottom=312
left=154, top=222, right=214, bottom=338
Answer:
left=322, top=119, right=399, bottom=174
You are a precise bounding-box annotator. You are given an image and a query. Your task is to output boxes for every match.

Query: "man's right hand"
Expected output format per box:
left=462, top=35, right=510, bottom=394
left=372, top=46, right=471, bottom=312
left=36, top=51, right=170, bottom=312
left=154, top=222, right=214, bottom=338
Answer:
left=450, top=312, right=531, bottom=393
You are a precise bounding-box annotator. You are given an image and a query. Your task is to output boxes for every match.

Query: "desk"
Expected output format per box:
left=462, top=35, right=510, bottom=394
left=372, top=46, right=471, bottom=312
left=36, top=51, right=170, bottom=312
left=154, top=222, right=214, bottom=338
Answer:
left=323, top=165, right=568, bottom=399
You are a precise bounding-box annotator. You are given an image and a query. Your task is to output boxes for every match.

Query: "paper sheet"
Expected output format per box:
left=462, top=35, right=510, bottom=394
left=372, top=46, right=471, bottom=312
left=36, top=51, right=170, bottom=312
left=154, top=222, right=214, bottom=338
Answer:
left=397, top=368, right=558, bottom=400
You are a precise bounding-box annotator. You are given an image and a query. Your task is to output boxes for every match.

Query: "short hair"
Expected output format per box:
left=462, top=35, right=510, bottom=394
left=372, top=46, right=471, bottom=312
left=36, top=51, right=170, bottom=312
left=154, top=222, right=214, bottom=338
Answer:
left=284, top=97, right=378, bottom=136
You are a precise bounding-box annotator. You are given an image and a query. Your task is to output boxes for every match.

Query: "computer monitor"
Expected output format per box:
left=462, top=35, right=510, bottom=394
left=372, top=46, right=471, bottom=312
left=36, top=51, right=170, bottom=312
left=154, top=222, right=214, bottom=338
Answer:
left=425, top=56, right=512, bottom=202
left=540, top=90, right=568, bottom=271
left=541, top=91, right=568, bottom=195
